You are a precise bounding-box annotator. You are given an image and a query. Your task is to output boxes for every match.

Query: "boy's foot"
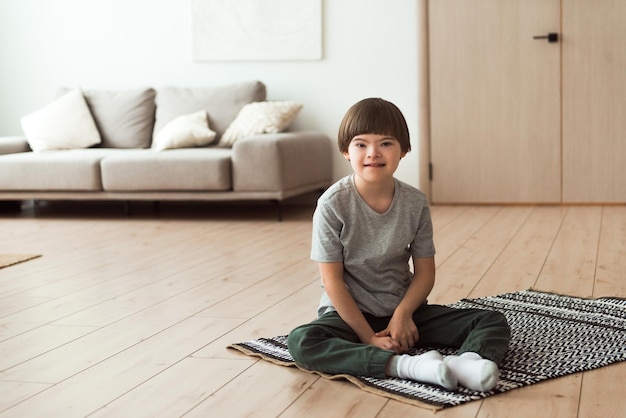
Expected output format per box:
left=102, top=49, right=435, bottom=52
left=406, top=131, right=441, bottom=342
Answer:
left=443, top=352, right=499, bottom=392
left=391, top=350, right=458, bottom=390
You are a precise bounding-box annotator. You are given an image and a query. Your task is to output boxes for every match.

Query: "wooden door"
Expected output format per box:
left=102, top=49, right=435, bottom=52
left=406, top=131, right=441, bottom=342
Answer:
left=562, top=0, right=626, bottom=202
left=428, top=0, right=561, bottom=203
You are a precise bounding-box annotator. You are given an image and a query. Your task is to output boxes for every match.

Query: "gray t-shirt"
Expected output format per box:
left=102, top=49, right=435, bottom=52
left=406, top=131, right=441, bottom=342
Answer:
left=311, top=175, right=436, bottom=317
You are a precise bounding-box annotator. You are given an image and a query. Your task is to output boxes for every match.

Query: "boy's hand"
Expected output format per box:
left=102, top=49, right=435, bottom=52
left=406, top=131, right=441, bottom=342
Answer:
left=367, top=334, right=403, bottom=353
left=375, top=313, right=419, bottom=353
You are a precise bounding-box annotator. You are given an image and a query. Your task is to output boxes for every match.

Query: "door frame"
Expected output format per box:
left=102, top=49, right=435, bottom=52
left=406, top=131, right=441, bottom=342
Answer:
left=417, top=0, right=431, bottom=199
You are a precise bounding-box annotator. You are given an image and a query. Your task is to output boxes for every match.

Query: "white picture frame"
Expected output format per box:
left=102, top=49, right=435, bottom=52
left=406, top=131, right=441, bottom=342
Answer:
left=192, top=0, right=323, bottom=61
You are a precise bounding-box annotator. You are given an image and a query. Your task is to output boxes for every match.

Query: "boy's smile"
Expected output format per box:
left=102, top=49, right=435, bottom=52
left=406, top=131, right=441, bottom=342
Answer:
left=343, top=133, right=405, bottom=184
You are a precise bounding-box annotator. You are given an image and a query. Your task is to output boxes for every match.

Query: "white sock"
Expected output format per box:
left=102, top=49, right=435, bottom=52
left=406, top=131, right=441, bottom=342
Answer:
left=390, top=350, right=458, bottom=390
left=443, top=352, right=499, bottom=392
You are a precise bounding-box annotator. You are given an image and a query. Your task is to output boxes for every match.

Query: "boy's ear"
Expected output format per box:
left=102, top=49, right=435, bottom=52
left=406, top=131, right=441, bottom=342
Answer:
left=342, top=151, right=350, bottom=161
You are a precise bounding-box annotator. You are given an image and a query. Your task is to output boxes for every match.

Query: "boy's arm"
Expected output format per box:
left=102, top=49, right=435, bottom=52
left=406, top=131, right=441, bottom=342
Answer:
left=320, top=261, right=402, bottom=353
left=376, top=256, right=436, bottom=352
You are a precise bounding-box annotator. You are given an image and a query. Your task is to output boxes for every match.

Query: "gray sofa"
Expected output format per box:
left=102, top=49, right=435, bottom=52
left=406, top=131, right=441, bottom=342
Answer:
left=0, top=81, right=332, bottom=218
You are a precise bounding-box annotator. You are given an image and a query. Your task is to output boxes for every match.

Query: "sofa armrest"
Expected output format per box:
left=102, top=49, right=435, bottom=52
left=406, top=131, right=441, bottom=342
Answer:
left=232, top=131, right=332, bottom=193
left=0, top=136, right=30, bottom=155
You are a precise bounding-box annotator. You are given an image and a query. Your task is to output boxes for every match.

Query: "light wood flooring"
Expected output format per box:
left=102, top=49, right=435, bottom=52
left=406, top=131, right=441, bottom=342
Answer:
left=0, top=201, right=625, bottom=417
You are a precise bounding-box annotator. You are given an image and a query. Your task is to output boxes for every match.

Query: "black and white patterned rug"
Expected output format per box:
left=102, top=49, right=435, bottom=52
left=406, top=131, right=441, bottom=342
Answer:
left=228, top=289, right=626, bottom=410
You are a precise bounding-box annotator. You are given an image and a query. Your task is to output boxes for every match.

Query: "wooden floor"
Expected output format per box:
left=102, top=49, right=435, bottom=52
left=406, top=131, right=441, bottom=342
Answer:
left=0, top=201, right=625, bottom=417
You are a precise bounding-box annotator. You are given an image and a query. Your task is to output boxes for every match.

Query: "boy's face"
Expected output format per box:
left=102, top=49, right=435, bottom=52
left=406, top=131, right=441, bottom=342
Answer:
left=343, top=133, right=406, bottom=184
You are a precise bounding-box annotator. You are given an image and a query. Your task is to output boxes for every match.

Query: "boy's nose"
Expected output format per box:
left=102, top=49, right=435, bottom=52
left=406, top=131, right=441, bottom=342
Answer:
left=367, top=147, right=381, bottom=157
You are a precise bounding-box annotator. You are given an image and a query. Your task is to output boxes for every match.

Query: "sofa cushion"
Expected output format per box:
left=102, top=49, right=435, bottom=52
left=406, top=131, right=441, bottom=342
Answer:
left=100, top=149, right=233, bottom=191
left=0, top=149, right=120, bottom=191
left=219, top=101, right=303, bottom=146
left=59, top=87, right=157, bottom=149
left=153, top=81, right=266, bottom=142
left=151, top=111, right=216, bottom=151
left=20, top=89, right=101, bottom=152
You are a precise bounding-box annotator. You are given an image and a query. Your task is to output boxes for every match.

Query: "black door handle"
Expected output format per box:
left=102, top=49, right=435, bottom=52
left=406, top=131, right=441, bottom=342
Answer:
left=533, top=33, right=559, bottom=43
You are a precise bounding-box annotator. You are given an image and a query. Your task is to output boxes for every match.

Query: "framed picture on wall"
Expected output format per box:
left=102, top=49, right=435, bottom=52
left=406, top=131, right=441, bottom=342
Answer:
left=192, top=0, right=323, bottom=61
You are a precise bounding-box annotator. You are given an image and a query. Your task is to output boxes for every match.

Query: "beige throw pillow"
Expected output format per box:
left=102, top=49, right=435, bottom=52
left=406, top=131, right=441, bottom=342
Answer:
left=59, top=87, right=157, bottom=148
left=218, top=101, right=302, bottom=147
left=151, top=110, right=216, bottom=151
left=20, top=89, right=101, bottom=152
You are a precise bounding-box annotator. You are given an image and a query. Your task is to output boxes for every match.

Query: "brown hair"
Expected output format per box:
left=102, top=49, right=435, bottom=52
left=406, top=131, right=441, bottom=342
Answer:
left=337, top=98, right=411, bottom=153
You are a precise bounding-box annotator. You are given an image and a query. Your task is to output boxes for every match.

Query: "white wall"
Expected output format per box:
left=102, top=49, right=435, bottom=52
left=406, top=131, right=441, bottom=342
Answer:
left=0, top=0, right=422, bottom=187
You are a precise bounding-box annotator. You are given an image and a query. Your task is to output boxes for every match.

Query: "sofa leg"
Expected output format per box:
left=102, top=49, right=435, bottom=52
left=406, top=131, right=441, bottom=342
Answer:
left=271, top=200, right=282, bottom=222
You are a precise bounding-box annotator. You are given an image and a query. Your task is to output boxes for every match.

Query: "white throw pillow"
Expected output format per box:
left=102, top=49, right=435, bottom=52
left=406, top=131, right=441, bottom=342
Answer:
left=151, top=110, right=217, bottom=151
left=219, top=101, right=303, bottom=147
left=20, top=89, right=101, bottom=152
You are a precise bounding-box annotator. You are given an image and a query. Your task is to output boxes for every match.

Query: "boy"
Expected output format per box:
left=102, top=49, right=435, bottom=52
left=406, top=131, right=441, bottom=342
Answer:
left=287, top=98, right=510, bottom=392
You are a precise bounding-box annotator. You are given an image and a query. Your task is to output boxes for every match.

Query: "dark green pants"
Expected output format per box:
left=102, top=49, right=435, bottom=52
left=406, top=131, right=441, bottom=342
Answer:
left=287, top=303, right=510, bottom=378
